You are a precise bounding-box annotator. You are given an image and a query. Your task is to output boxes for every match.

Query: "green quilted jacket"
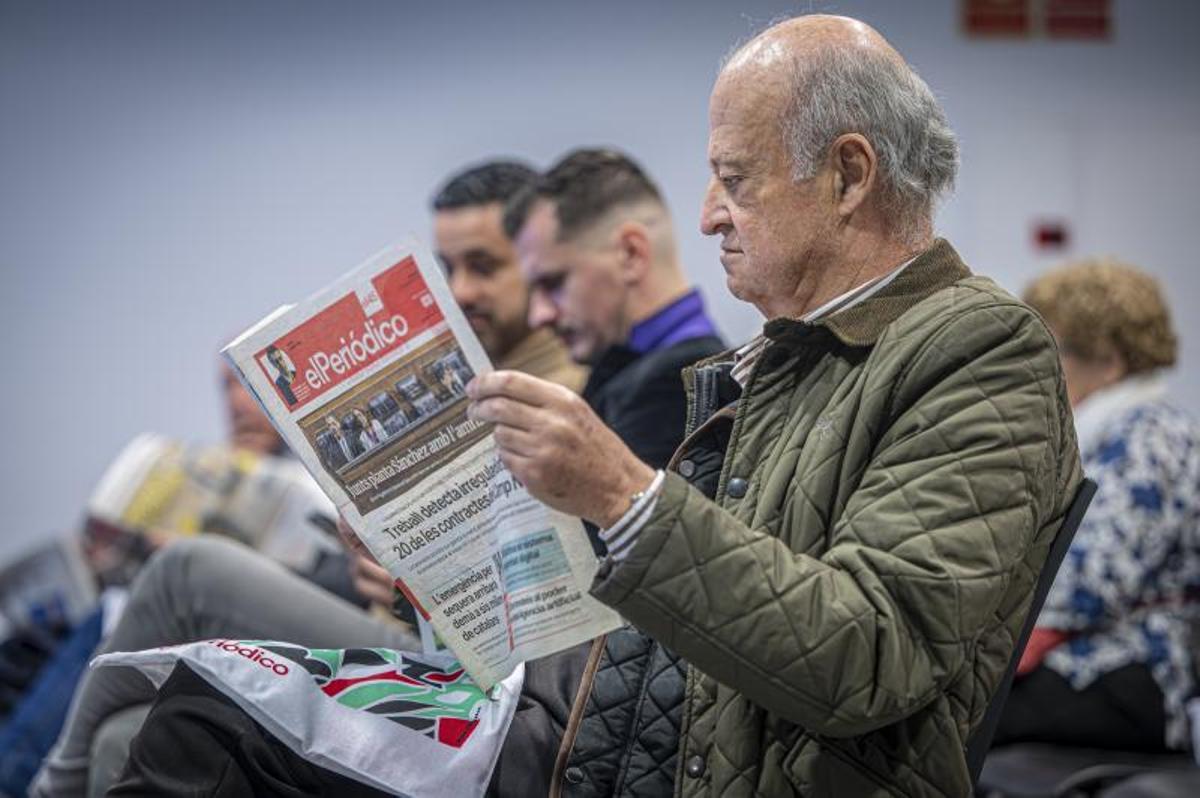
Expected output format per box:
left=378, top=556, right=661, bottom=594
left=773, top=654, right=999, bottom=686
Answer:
left=590, top=240, right=1082, bottom=797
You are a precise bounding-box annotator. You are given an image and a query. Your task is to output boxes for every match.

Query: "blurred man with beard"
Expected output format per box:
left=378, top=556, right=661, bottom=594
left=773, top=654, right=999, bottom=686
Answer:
left=432, top=160, right=586, bottom=392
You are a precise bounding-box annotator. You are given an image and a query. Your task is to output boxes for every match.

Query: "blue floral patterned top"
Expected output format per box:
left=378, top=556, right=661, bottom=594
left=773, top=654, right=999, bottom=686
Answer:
left=1040, top=379, right=1200, bottom=749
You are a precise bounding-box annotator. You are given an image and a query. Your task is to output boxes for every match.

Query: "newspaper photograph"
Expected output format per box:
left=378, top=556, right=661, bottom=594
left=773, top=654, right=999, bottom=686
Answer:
left=223, top=240, right=620, bottom=690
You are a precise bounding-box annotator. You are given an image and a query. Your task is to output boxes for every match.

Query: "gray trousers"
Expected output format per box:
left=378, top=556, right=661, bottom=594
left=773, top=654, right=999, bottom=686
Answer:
left=31, top=536, right=417, bottom=797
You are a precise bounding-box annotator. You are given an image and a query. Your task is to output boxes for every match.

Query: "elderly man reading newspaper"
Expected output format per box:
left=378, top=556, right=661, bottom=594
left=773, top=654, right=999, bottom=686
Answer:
left=100, top=15, right=1077, bottom=798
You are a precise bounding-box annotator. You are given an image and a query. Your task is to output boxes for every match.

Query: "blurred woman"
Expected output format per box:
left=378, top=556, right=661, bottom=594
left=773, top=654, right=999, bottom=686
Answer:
left=996, top=258, right=1200, bottom=751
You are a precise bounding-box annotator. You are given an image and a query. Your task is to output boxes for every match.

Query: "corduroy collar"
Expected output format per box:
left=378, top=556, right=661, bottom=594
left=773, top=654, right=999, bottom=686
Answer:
left=761, top=238, right=972, bottom=348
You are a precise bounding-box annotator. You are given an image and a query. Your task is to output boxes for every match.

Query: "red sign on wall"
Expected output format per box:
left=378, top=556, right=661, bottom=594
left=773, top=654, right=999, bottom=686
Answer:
left=963, top=0, right=1031, bottom=38
left=1045, top=0, right=1111, bottom=39
left=963, top=0, right=1112, bottom=40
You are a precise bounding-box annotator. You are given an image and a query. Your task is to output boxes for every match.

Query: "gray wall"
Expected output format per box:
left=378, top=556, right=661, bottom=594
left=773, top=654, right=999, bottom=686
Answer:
left=3, top=0, right=1198, bottom=561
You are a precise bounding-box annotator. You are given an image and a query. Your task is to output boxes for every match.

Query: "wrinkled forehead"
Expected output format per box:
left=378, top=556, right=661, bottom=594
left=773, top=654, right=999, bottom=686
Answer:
left=723, top=32, right=793, bottom=77
left=711, top=51, right=792, bottom=119
left=707, top=78, right=789, bottom=166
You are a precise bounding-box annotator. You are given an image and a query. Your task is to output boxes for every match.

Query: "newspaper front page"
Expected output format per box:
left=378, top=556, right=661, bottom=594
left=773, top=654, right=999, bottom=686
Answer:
left=223, top=241, right=620, bottom=690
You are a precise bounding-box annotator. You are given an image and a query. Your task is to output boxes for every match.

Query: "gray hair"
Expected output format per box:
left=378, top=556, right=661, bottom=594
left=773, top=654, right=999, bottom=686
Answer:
left=783, top=46, right=959, bottom=241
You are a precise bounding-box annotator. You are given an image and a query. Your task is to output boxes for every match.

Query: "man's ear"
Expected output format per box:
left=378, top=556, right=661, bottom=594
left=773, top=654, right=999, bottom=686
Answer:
left=828, top=133, right=877, bottom=218
left=614, top=221, right=653, bottom=284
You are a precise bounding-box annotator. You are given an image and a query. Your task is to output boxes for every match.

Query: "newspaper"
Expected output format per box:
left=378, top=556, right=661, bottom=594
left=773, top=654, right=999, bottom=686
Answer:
left=85, top=433, right=338, bottom=584
left=222, top=240, right=620, bottom=690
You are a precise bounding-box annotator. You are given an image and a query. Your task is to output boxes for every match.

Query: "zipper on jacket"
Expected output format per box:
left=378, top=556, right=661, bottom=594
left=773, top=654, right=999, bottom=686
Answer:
left=686, top=364, right=722, bottom=435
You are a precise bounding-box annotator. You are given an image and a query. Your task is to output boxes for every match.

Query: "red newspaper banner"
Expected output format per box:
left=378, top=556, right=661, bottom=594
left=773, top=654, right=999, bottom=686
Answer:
left=255, top=256, right=445, bottom=411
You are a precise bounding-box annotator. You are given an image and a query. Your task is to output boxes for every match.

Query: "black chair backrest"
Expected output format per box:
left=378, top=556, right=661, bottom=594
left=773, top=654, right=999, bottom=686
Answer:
left=965, top=477, right=1098, bottom=785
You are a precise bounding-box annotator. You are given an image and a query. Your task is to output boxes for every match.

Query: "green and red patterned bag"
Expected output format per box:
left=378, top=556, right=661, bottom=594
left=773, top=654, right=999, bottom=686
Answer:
left=94, top=639, right=522, bottom=797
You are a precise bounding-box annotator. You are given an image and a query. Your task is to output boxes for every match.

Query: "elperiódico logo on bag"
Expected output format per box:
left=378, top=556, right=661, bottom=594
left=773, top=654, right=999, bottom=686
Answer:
left=209, top=639, right=291, bottom=676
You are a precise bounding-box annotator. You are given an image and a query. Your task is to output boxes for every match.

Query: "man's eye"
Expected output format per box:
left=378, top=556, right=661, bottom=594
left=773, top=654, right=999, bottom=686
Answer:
left=466, top=259, right=499, bottom=277
left=539, top=274, right=566, bottom=294
left=720, top=175, right=743, bottom=190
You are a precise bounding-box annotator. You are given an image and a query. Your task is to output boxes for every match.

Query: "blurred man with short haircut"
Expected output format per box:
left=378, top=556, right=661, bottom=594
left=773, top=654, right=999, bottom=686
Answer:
left=505, top=149, right=725, bottom=469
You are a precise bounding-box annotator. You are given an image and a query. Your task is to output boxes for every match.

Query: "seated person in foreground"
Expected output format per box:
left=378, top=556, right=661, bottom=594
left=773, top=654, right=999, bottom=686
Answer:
left=109, top=16, right=1080, bottom=797
left=995, top=258, right=1200, bottom=752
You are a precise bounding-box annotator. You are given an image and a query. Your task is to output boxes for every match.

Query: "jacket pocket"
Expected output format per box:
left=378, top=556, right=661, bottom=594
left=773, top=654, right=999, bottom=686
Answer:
left=783, top=735, right=899, bottom=797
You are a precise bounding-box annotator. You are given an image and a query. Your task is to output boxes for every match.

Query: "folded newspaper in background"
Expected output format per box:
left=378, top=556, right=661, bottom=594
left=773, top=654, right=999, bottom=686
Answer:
left=85, top=433, right=338, bottom=584
left=222, top=240, right=620, bottom=690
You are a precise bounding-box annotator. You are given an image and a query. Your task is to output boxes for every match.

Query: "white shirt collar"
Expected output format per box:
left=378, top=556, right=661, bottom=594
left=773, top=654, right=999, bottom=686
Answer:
left=802, top=256, right=914, bottom=322
left=732, top=256, right=916, bottom=386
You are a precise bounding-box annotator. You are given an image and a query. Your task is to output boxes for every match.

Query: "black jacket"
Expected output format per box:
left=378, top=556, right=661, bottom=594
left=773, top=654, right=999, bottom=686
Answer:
left=488, top=333, right=726, bottom=798
left=582, top=337, right=726, bottom=470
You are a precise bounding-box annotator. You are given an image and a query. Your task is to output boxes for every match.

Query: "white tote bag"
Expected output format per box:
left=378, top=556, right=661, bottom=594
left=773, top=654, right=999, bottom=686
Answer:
left=94, top=639, right=523, bottom=797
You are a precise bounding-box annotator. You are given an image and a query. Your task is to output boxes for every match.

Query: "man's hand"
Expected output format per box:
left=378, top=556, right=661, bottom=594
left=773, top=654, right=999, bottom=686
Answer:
left=336, top=516, right=377, bottom=563
left=351, top=555, right=395, bottom=609
left=467, top=370, right=656, bottom=527
left=335, top=516, right=394, bottom=608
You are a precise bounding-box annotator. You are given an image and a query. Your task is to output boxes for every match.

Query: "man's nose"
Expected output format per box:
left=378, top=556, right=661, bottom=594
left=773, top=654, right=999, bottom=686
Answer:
left=527, top=290, right=559, bottom=330
left=449, top=270, right=480, bottom=307
left=699, top=177, right=730, bottom=237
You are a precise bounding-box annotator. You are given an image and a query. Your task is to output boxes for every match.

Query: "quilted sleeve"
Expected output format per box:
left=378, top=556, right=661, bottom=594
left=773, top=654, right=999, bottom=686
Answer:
left=591, top=301, right=1079, bottom=737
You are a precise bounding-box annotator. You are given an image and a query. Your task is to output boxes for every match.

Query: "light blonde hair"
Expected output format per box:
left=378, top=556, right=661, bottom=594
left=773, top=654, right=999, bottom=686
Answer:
left=1024, top=257, right=1177, bottom=375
